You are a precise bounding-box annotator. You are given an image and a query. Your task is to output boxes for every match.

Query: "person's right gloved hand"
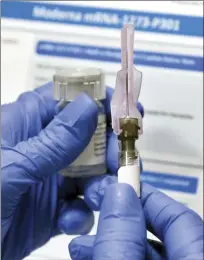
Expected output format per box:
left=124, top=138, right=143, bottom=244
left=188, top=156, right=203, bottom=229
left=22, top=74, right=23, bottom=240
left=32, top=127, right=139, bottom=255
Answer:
left=69, top=182, right=204, bottom=260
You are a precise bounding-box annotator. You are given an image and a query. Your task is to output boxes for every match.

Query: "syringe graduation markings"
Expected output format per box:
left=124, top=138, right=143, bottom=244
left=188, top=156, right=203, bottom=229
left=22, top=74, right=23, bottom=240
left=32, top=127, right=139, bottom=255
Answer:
left=110, top=24, right=143, bottom=197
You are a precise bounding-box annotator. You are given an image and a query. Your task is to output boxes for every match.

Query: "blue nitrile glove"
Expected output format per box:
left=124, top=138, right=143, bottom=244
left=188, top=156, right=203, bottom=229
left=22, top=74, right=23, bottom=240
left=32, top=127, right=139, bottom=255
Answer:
left=94, top=183, right=147, bottom=260
left=69, top=181, right=204, bottom=260
left=1, top=82, right=98, bottom=260
left=1, top=82, right=144, bottom=260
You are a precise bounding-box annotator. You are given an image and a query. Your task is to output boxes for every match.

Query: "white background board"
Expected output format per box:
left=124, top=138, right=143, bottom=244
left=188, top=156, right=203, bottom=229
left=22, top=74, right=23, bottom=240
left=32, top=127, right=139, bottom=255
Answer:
left=1, top=1, right=203, bottom=259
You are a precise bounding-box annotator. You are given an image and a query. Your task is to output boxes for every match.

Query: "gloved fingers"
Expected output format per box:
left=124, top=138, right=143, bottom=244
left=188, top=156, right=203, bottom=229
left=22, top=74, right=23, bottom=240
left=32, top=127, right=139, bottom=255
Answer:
left=1, top=93, right=98, bottom=196
left=76, top=151, right=143, bottom=211
left=83, top=174, right=118, bottom=211
left=32, top=82, right=58, bottom=126
left=69, top=235, right=164, bottom=260
left=93, top=183, right=146, bottom=260
left=79, top=157, right=143, bottom=211
left=106, top=131, right=119, bottom=174
left=1, top=82, right=57, bottom=146
left=141, top=183, right=204, bottom=260
left=69, top=235, right=95, bottom=260
left=77, top=157, right=142, bottom=212
left=56, top=198, right=94, bottom=236
left=103, top=87, right=113, bottom=123
left=77, top=174, right=117, bottom=211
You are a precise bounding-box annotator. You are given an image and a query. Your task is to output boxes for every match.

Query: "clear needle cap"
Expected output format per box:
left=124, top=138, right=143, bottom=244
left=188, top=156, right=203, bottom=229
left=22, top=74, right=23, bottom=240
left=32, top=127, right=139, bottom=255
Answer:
left=111, top=24, right=143, bottom=135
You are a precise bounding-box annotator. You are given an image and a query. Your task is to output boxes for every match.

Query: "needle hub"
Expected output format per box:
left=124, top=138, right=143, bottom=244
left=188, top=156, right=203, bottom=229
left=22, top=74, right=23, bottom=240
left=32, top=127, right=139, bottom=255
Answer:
left=119, top=118, right=140, bottom=166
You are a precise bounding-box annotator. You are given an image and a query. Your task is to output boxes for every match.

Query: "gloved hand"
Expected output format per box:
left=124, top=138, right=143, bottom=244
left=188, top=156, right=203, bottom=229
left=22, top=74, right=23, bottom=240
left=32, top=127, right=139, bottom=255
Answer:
left=1, top=82, right=97, bottom=260
left=69, top=182, right=204, bottom=260
left=1, top=82, right=144, bottom=260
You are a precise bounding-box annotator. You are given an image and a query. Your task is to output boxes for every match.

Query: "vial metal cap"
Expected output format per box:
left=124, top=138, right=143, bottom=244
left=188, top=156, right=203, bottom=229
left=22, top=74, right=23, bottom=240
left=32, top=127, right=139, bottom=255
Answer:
left=53, top=68, right=105, bottom=101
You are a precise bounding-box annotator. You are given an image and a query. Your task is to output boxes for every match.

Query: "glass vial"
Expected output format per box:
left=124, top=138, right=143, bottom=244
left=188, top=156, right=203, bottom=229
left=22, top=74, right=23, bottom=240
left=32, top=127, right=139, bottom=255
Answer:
left=53, top=68, right=106, bottom=177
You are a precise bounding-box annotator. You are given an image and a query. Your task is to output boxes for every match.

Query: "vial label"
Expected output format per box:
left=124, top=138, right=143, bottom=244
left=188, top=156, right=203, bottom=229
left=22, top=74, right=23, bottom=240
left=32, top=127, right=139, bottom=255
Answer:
left=71, top=114, right=106, bottom=167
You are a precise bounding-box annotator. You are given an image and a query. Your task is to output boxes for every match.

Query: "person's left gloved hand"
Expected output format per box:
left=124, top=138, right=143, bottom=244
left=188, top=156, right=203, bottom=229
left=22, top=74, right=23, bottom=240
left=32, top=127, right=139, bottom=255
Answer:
left=1, top=82, right=98, bottom=260
left=1, top=82, right=144, bottom=260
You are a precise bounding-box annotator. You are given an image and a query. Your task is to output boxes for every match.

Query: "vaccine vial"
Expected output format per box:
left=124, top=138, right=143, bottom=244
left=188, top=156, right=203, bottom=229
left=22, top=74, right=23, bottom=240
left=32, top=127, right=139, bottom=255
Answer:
left=53, top=68, right=106, bottom=178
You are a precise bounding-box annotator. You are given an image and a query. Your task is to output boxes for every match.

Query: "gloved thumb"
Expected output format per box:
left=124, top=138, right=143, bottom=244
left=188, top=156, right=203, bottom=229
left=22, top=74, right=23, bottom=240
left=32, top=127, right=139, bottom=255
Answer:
left=93, top=183, right=146, bottom=260
left=55, top=198, right=94, bottom=236
left=2, top=93, right=98, bottom=197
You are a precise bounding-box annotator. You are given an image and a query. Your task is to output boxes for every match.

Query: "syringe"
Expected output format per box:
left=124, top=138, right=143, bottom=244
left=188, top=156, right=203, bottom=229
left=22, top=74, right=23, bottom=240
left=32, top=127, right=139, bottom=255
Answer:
left=111, top=24, right=143, bottom=197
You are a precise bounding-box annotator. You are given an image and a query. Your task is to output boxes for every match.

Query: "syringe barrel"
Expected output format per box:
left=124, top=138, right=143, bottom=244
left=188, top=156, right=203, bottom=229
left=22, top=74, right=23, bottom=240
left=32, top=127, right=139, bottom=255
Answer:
left=118, top=117, right=139, bottom=166
left=118, top=161, right=141, bottom=197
